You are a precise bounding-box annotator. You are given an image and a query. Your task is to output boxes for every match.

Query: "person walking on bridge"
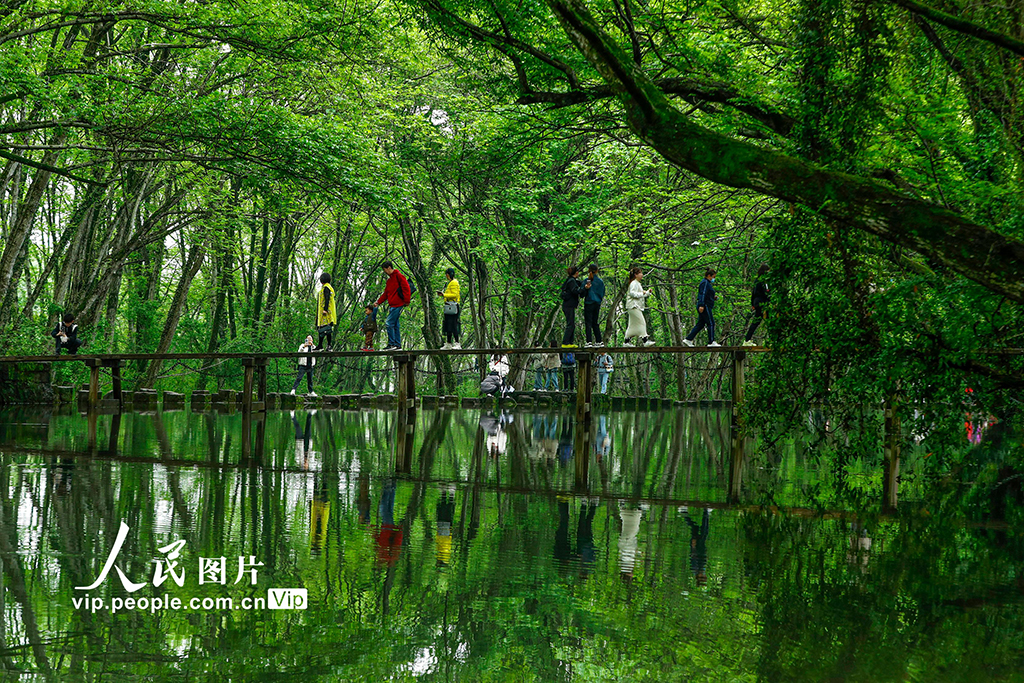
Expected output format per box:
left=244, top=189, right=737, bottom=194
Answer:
left=315, top=273, right=337, bottom=350
left=375, top=261, right=412, bottom=351
left=583, top=263, right=605, bottom=347
left=438, top=267, right=461, bottom=349
left=560, top=266, right=585, bottom=348
left=743, top=264, right=769, bottom=347
left=623, top=267, right=655, bottom=347
left=682, top=268, right=720, bottom=348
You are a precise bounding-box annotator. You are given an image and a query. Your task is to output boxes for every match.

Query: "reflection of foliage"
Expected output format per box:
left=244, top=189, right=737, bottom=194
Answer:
left=0, top=407, right=1021, bottom=679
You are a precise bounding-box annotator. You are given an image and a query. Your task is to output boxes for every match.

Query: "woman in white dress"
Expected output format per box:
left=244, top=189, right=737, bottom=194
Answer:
left=624, top=267, right=655, bottom=346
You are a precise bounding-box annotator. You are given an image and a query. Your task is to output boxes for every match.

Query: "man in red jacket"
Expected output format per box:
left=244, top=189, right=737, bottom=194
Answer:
left=375, top=260, right=412, bottom=350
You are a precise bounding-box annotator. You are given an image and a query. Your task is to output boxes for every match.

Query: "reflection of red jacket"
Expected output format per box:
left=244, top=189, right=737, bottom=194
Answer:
left=375, top=525, right=403, bottom=565
left=376, top=270, right=411, bottom=308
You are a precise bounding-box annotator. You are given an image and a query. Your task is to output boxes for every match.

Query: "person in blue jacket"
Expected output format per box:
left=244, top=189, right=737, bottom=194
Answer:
left=682, top=268, right=721, bottom=347
left=583, top=263, right=606, bottom=347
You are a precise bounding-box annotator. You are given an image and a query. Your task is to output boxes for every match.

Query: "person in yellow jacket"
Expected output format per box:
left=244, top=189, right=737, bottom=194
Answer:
left=436, top=267, right=462, bottom=349
left=316, top=273, right=337, bottom=349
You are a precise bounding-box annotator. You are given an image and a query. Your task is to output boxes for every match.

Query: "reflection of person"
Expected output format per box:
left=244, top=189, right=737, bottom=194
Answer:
left=847, top=522, right=872, bottom=567
left=481, top=412, right=512, bottom=457
left=554, top=496, right=572, bottom=567
left=436, top=485, right=456, bottom=567
left=310, top=474, right=330, bottom=555
left=682, top=506, right=711, bottom=585
left=558, top=418, right=574, bottom=466
left=618, top=502, right=643, bottom=579
left=577, top=498, right=598, bottom=573
left=375, top=479, right=403, bottom=566
left=594, top=415, right=610, bottom=460
left=357, top=469, right=371, bottom=525
left=291, top=410, right=314, bottom=468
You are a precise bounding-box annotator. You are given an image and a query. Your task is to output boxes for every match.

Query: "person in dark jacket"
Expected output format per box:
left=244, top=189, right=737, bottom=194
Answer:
left=561, top=350, right=576, bottom=391
left=560, top=266, right=585, bottom=348
left=583, top=263, right=605, bottom=347
left=682, top=268, right=720, bottom=347
left=51, top=313, right=82, bottom=355
left=361, top=305, right=378, bottom=351
left=743, top=264, right=769, bottom=346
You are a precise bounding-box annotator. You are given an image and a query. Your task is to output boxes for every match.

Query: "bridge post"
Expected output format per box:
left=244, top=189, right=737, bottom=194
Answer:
left=728, top=350, right=747, bottom=502
left=85, top=358, right=101, bottom=410
left=241, top=358, right=255, bottom=414
left=883, top=394, right=900, bottom=511
left=106, top=359, right=123, bottom=408
left=395, top=355, right=416, bottom=412
left=256, top=358, right=268, bottom=412
left=575, top=352, right=593, bottom=425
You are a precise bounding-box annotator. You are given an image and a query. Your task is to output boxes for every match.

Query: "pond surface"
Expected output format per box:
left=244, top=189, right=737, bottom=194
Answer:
left=0, top=407, right=1021, bottom=681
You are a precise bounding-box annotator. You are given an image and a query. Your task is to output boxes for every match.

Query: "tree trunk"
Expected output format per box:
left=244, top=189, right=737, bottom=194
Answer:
left=138, top=242, right=206, bottom=389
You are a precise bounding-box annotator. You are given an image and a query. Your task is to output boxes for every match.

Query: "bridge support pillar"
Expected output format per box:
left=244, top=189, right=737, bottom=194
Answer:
left=883, top=394, right=900, bottom=511
left=241, top=358, right=268, bottom=413
left=85, top=359, right=101, bottom=410
left=395, top=355, right=416, bottom=413
left=728, top=351, right=747, bottom=502
left=575, top=352, right=593, bottom=425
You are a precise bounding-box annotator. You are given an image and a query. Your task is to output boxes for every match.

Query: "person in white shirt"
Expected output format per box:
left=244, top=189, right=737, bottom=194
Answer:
left=289, top=335, right=318, bottom=397
left=623, top=267, right=655, bottom=347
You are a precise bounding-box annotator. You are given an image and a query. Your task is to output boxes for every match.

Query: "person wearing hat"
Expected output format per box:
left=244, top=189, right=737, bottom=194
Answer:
left=437, top=267, right=462, bottom=349
left=583, top=263, right=606, bottom=347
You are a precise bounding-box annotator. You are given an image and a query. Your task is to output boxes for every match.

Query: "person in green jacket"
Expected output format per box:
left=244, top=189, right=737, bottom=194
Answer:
left=316, top=273, right=337, bottom=350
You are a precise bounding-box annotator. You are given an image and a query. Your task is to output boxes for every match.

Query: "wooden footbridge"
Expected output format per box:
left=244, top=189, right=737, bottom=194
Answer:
left=0, top=345, right=766, bottom=422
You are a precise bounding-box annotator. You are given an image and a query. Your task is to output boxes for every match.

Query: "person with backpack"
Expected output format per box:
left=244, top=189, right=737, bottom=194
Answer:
left=583, top=263, right=606, bottom=347
left=560, top=266, right=585, bottom=348
left=315, top=273, right=337, bottom=350
left=682, top=268, right=720, bottom=347
left=623, top=267, right=656, bottom=346
left=437, top=267, right=461, bottom=349
left=375, top=260, right=413, bottom=351
left=743, top=264, right=770, bottom=346
left=51, top=313, right=83, bottom=355
left=561, top=349, right=577, bottom=391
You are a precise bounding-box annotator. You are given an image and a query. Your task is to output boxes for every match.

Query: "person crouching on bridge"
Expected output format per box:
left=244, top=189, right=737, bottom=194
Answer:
left=51, top=313, right=83, bottom=355
left=375, top=261, right=413, bottom=351
left=316, top=273, right=337, bottom=350
left=438, top=267, right=461, bottom=349
left=683, top=268, right=720, bottom=348
left=623, top=267, right=655, bottom=347
left=290, top=335, right=318, bottom=397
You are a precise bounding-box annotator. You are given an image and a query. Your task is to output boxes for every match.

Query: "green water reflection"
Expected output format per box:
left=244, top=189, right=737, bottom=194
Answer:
left=0, top=407, right=1021, bottom=681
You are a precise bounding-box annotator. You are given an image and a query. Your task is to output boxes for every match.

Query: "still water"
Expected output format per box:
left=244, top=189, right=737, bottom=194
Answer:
left=0, top=407, right=1021, bottom=681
